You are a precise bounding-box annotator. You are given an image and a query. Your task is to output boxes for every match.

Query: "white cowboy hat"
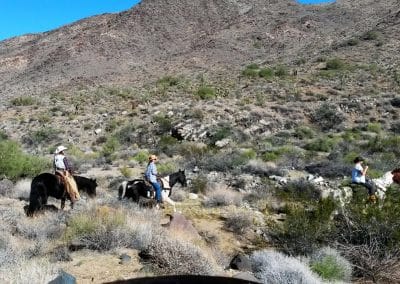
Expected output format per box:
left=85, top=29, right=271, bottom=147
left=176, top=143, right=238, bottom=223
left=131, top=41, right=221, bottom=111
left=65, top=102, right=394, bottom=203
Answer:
left=55, top=145, right=67, bottom=154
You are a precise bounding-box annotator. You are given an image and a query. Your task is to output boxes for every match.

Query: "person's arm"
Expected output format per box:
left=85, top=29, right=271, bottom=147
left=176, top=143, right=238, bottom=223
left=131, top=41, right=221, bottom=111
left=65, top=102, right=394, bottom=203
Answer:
left=63, top=157, right=73, bottom=173
left=362, top=165, right=368, bottom=176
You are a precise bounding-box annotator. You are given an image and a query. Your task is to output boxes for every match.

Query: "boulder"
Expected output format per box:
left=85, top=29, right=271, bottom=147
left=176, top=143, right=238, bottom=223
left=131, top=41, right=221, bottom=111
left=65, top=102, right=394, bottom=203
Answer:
left=230, top=253, right=252, bottom=272
left=48, top=271, right=76, bottom=284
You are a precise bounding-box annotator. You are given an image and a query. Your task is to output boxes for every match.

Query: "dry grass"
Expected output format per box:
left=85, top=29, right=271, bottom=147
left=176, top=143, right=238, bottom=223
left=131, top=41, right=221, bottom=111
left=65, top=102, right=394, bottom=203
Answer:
left=203, top=186, right=243, bottom=207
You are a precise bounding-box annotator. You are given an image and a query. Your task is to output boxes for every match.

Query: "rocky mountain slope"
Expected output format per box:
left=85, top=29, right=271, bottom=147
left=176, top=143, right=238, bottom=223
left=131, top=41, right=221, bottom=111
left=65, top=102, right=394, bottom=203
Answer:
left=0, top=0, right=398, bottom=99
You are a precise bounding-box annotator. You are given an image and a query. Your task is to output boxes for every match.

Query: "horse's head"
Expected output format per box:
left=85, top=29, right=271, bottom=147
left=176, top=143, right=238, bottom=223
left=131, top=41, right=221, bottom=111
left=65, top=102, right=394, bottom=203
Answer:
left=392, top=168, right=400, bottom=185
left=176, top=169, right=187, bottom=187
left=87, top=178, right=98, bottom=197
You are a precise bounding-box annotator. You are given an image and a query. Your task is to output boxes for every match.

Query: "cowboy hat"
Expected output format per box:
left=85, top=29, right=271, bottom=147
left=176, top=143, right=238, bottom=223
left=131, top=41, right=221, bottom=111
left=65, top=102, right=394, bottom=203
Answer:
left=353, top=156, right=364, bottom=163
left=148, top=154, right=158, bottom=161
left=55, top=145, right=67, bottom=154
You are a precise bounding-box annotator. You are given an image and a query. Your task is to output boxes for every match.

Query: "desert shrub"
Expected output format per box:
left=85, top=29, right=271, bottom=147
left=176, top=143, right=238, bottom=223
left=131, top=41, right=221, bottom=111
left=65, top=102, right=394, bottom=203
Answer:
left=64, top=206, right=129, bottom=251
left=278, top=180, right=320, bottom=202
left=250, top=250, right=322, bottom=284
left=153, top=114, right=172, bottom=134
left=366, top=122, right=382, bottom=133
left=364, top=135, right=400, bottom=155
left=0, top=234, right=21, bottom=267
left=310, top=103, right=345, bottom=131
left=0, top=140, right=50, bottom=181
left=0, top=130, right=7, bottom=141
left=259, top=67, right=274, bottom=79
left=101, top=136, right=120, bottom=158
left=195, top=86, right=216, bottom=100
left=141, top=233, right=216, bottom=275
left=274, top=65, right=289, bottom=77
left=203, top=187, right=243, bottom=207
left=362, top=30, right=379, bottom=40
left=119, top=166, right=133, bottom=178
left=157, top=162, right=177, bottom=175
left=309, top=247, right=352, bottom=282
left=304, top=161, right=350, bottom=178
left=133, top=150, right=150, bottom=164
left=199, top=150, right=251, bottom=172
left=158, top=135, right=179, bottom=154
left=334, top=192, right=400, bottom=282
left=304, top=137, right=338, bottom=152
left=224, top=210, right=254, bottom=234
left=16, top=212, right=66, bottom=240
left=156, top=76, right=181, bottom=94
left=390, top=121, right=400, bottom=134
left=11, top=96, right=36, bottom=106
left=174, top=141, right=209, bottom=163
left=191, top=175, right=209, bottom=194
left=243, top=159, right=285, bottom=177
left=0, top=258, right=59, bottom=284
left=242, top=64, right=259, bottom=78
left=0, top=179, right=13, bottom=196
left=115, top=124, right=136, bottom=145
left=262, top=145, right=296, bottom=162
left=346, top=38, right=359, bottom=46
left=26, top=127, right=61, bottom=145
left=294, top=126, right=315, bottom=140
left=326, top=58, right=345, bottom=70
left=268, top=198, right=337, bottom=255
left=209, top=125, right=233, bottom=145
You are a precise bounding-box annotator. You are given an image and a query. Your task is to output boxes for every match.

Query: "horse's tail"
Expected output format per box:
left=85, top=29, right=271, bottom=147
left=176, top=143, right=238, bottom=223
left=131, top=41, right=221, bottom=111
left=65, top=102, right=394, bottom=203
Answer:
left=119, top=181, right=128, bottom=200
left=27, top=181, right=46, bottom=216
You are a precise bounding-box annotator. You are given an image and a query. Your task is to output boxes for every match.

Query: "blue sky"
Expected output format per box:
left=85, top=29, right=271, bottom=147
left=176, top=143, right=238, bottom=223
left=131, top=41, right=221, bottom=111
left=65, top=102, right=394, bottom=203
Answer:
left=0, top=0, right=140, bottom=41
left=0, top=0, right=333, bottom=41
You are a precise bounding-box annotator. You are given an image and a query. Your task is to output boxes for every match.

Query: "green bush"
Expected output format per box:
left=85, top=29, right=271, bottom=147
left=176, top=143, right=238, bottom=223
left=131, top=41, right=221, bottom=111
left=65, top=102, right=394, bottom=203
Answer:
left=326, top=58, right=345, bottom=70
left=190, top=175, right=208, bottom=194
left=115, top=124, right=136, bottom=145
left=268, top=198, right=337, bottom=255
left=366, top=123, right=382, bottom=133
left=157, top=162, right=177, bottom=175
left=274, top=65, right=289, bottom=77
left=102, top=136, right=120, bottom=158
left=294, top=126, right=315, bottom=140
left=64, top=206, right=128, bottom=251
left=133, top=150, right=150, bottom=164
left=304, top=137, right=337, bottom=152
left=362, top=30, right=379, bottom=40
left=11, top=96, right=36, bottom=106
left=310, top=247, right=352, bottom=282
left=346, top=38, right=359, bottom=46
left=311, top=103, right=345, bottom=131
left=153, top=114, right=172, bottom=133
left=259, top=68, right=274, bottom=79
left=27, top=127, right=61, bottom=145
left=0, top=140, right=50, bottom=181
left=195, top=86, right=216, bottom=100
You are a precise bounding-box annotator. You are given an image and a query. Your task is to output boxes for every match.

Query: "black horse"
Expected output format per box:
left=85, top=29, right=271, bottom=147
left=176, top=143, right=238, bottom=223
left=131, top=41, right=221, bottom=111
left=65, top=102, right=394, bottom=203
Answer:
left=118, top=170, right=187, bottom=209
left=26, top=173, right=80, bottom=216
left=73, top=175, right=97, bottom=198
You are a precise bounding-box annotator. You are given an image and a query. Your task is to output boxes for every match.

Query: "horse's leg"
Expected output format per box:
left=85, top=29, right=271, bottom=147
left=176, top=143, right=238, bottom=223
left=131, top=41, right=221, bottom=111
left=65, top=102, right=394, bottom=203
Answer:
left=162, top=191, right=176, bottom=212
left=61, top=198, right=66, bottom=210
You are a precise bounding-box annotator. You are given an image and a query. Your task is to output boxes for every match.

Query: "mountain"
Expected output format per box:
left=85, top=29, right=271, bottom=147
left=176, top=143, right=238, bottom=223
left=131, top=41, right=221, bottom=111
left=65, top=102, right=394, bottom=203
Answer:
left=0, top=0, right=398, bottom=99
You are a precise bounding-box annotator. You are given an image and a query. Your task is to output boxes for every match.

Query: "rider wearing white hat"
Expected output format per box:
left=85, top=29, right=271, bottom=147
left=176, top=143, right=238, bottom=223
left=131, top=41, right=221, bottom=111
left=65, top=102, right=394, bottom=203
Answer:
left=54, top=145, right=73, bottom=174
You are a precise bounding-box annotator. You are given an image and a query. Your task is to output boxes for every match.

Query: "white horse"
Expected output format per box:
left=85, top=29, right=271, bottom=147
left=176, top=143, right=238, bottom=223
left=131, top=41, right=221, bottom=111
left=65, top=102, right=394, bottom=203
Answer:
left=372, top=170, right=398, bottom=200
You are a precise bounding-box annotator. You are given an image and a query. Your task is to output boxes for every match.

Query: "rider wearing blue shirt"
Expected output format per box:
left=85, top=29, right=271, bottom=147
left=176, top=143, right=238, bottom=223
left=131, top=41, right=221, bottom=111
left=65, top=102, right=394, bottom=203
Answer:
left=145, top=154, right=162, bottom=205
left=351, top=156, right=376, bottom=201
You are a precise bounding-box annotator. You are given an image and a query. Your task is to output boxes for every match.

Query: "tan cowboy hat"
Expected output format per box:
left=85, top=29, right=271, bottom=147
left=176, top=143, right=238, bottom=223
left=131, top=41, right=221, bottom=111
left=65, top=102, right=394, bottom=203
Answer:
left=148, top=154, right=158, bottom=161
left=55, top=145, right=67, bottom=154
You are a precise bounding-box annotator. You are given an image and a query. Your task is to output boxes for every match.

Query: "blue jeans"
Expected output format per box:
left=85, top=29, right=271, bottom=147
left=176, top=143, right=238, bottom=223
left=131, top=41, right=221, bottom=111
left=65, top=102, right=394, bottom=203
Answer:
left=151, top=181, right=162, bottom=203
